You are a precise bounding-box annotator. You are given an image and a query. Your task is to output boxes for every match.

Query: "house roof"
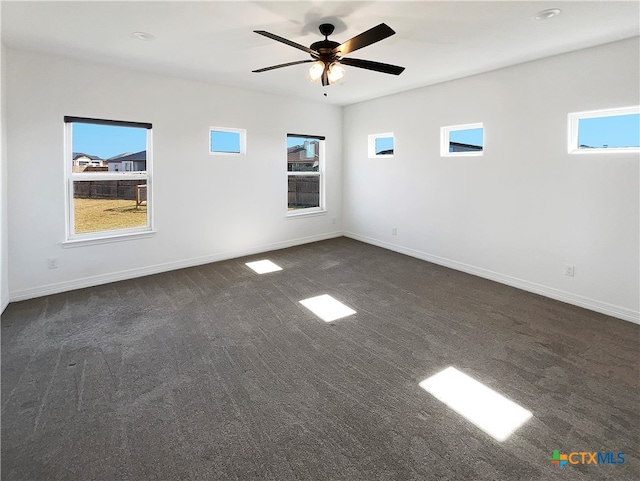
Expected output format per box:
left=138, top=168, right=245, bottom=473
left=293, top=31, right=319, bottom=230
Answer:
left=72, top=152, right=102, bottom=161
left=107, top=152, right=133, bottom=161
left=450, top=142, right=482, bottom=151
left=109, top=150, right=146, bottom=162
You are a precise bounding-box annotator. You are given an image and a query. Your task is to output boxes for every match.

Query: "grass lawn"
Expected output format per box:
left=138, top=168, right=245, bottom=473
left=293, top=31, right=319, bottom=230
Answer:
left=74, top=198, right=147, bottom=234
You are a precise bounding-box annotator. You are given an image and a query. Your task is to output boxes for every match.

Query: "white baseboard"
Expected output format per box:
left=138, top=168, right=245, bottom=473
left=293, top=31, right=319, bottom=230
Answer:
left=9, top=231, right=342, bottom=303
left=344, top=232, right=640, bottom=325
left=8, top=230, right=639, bottom=325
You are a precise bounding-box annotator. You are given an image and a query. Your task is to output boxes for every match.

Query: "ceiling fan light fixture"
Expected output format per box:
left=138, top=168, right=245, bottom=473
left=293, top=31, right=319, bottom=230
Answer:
left=308, top=61, right=325, bottom=83
left=327, top=62, right=345, bottom=84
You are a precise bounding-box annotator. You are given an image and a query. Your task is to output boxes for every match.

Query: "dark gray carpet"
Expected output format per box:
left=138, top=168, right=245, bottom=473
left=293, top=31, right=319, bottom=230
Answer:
left=2, top=237, right=638, bottom=480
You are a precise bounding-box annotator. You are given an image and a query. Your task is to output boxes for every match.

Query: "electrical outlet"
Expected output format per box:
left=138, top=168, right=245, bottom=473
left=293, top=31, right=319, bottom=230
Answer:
left=47, top=258, right=59, bottom=269
left=392, top=227, right=397, bottom=235
left=332, top=217, right=336, bottom=224
left=564, top=265, right=574, bottom=277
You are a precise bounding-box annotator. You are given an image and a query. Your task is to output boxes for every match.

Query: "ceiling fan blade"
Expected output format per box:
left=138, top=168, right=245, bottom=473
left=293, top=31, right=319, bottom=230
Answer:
left=252, top=59, right=314, bottom=73
left=254, top=30, right=319, bottom=58
left=332, top=23, right=396, bottom=57
left=340, top=57, right=405, bottom=75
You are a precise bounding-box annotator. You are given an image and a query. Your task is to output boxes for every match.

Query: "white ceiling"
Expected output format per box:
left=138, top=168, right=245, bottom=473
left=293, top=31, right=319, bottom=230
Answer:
left=2, top=1, right=639, bottom=106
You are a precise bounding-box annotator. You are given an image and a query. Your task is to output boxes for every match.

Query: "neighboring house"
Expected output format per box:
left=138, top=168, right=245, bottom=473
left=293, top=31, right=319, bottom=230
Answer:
left=449, top=142, right=482, bottom=152
left=287, top=141, right=319, bottom=172
left=72, top=152, right=105, bottom=172
left=107, top=150, right=147, bottom=172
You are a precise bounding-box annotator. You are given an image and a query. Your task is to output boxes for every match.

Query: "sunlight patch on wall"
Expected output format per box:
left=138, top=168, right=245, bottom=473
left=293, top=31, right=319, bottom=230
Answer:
left=419, top=366, right=532, bottom=442
left=299, top=294, right=356, bottom=322
left=245, top=259, right=283, bottom=274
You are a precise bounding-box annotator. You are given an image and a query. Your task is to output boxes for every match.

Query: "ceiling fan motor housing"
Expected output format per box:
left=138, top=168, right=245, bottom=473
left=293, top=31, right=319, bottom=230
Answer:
left=310, top=40, right=340, bottom=59
left=311, top=24, right=341, bottom=61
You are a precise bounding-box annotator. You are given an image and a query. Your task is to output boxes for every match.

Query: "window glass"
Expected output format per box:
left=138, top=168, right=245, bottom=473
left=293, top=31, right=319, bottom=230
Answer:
left=287, top=135, right=323, bottom=212
left=210, top=129, right=242, bottom=154
left=72, top=123, right=146, bottom=172
left=375, top=137, right=394, bottom=155
left=288, top=176, right=320, bottom=210
left=368, top=133, right=394, bottom=158
left=569, top=107, right=639, bottom=153
left=577, top=114, right=639, bottom=149
left=65, top=117, right=152, bottom=241
left=449, top=128, right=483, bottom=152
left=209, top=127, right=246, bottom=155
left=72, top=180, right=147, bottom=234
left=441, top=123, right=484, bottom=156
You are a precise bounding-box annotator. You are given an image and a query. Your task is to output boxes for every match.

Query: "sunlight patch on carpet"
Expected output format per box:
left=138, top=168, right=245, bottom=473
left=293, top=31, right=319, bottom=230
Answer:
left=245, top=259, right=283, bottom=274
left=299, top=294, right=356, bottom=322
left=419, top=366, right=532, bottom=441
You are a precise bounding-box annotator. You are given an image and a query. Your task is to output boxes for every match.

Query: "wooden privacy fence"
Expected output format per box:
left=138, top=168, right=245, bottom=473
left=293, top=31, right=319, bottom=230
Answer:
left=288, top=176, right=319, bottom=208
left=74, top=180, right=146, bottom=201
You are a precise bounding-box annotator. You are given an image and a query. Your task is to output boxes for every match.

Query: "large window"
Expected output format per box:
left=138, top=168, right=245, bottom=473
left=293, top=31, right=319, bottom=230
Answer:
left=568, top=106, right=640, bottom=153
left=440, top=123, right=484, bottom=157
left=287, top=134, right=325, bottom=214
left=64, top=116, right=153, bottom=243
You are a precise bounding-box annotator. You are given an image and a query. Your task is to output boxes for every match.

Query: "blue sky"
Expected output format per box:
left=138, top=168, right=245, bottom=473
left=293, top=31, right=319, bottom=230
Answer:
left=210, top=130, right=241, bottom=153
left=450, top=128, right=483, bottom=147
left=287, top=136, right=322, bottom=148
left=72, top=123, right=146, bottom=159
left=287, top=137, right=302, bottom=148
left=578, top=114, right=639, bottom=148
left=375, top=136, right=394, bottom=154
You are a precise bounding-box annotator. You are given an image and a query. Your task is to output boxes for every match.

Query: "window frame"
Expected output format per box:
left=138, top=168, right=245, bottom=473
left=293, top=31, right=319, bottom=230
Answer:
left=440, top=122, right=484, bottom=157
left=286, top=133, right=326, bottom=217
left=209, top=126, right=246, bottom=156
left=63, top=116, right=154, bottom=246
left=368, top=132, right=395, bottom=158
left=568, top=106, right=640, bottom=154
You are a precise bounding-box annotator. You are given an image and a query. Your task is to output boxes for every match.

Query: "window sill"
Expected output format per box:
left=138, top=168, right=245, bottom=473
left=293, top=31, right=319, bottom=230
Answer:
left=63, top=230, right=156, bottom=248
left=441, top=152, right=484, bottom=157
left=286, top=209, right=327, bottom=219
left=568, top=148, right=640, bottom=155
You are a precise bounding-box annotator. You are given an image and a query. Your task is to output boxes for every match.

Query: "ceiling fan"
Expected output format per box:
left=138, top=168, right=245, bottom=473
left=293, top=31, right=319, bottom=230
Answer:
left=252, top=23, right=405, bottom=86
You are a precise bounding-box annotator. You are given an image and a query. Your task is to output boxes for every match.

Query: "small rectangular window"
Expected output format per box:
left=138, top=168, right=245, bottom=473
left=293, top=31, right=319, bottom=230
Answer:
left=568, top=106, right=639, bottom=153
left=209, top=127, right=246, bottom=155
left=441, top=123, right=484, bottom=157
left=287, top=134, right=324, bottom=214
left=64, top=117, right=152, bottom=243
left=368, top=133, right=395, bottom=158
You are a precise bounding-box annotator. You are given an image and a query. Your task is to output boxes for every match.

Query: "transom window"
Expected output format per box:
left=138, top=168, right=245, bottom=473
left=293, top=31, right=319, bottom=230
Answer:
left=64, top=116, right=153, bottom=243
left=441, top=123, right=484, bottom=157
left=368, top=133, right=395, bottom=158
left=287, top=134, right=325, bottom=214
left=568, top=106, right=639, bottom=153
left=209, top=126, right=246, bottom=155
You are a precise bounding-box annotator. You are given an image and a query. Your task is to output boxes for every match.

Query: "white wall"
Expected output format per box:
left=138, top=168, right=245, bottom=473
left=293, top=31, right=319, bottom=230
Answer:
left=1, top=43, right=8, bottom=312
left=343, top=37, right=640, bottom=323
left=5, top=48, right=342, bottom=300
